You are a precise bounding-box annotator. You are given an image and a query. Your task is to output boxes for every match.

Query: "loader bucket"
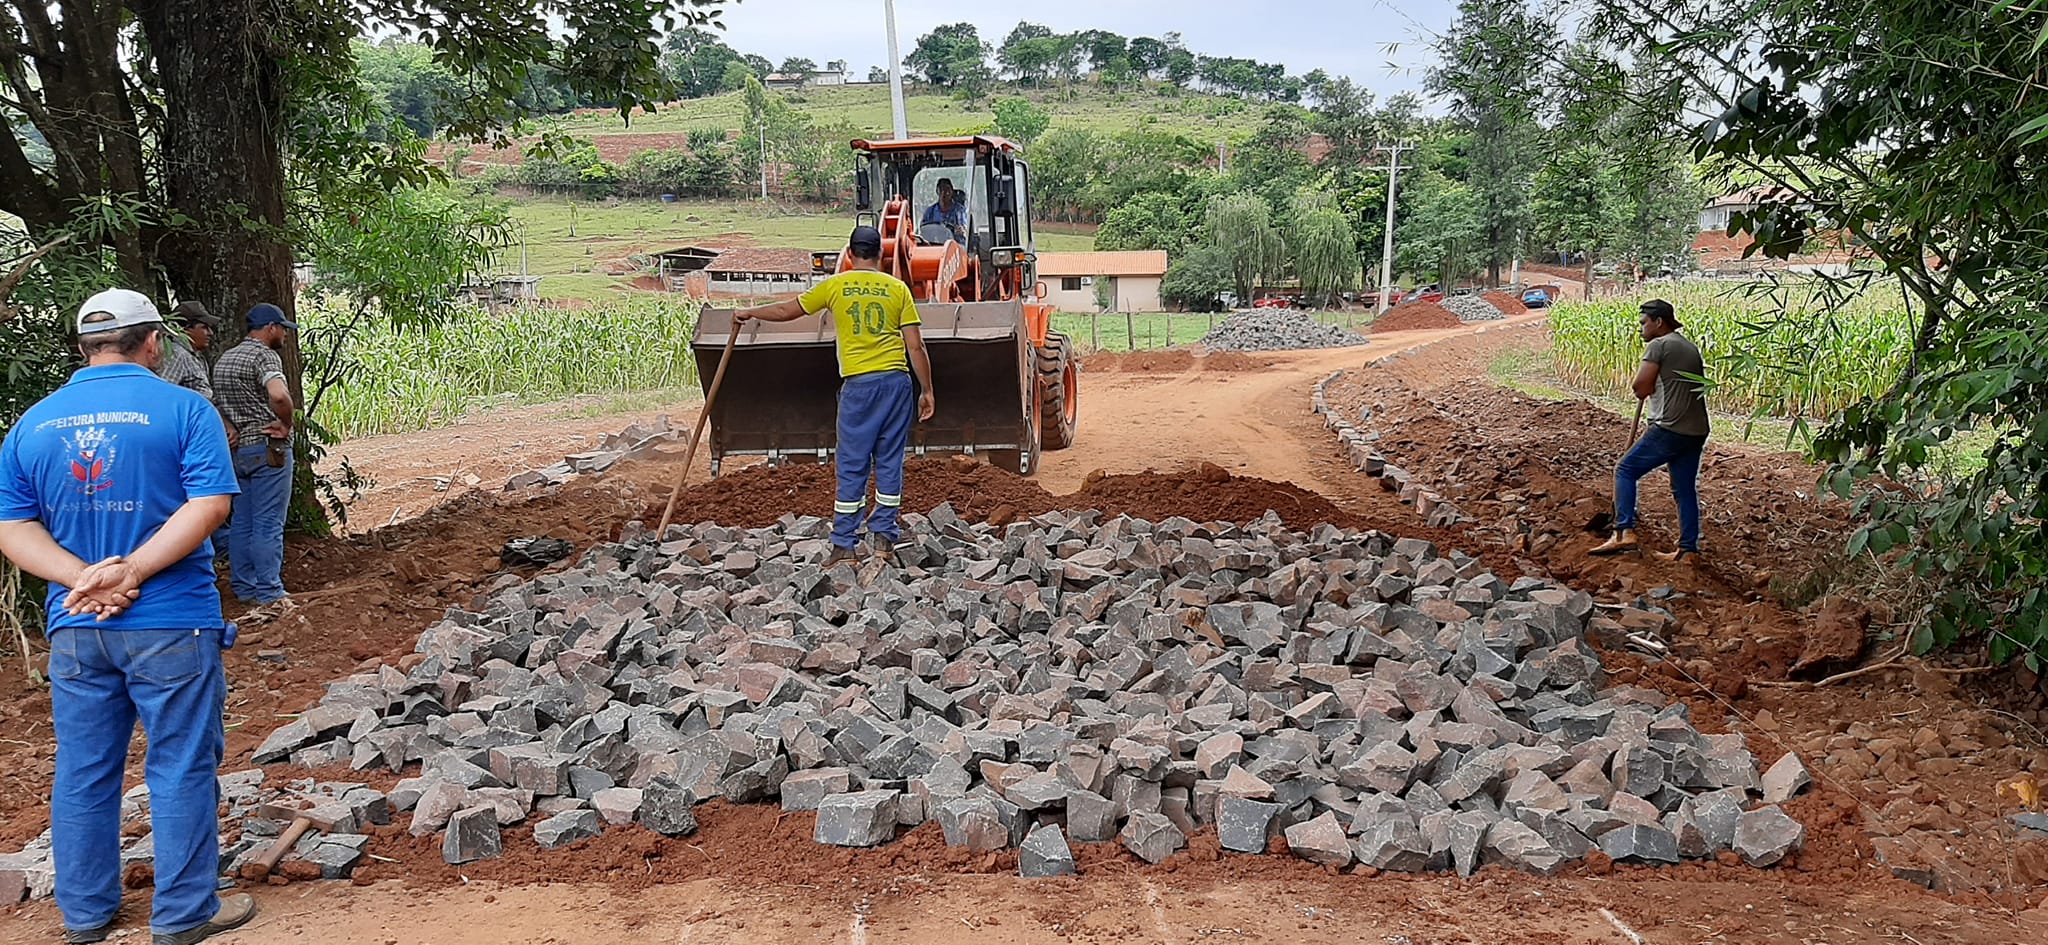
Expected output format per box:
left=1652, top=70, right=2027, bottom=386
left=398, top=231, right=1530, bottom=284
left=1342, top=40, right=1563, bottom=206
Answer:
left=691, top=299, right=1040, bottom=474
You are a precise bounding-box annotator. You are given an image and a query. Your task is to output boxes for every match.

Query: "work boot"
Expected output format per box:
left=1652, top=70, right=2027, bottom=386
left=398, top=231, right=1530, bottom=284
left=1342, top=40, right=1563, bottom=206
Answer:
left=1655, top=548, right=1702, bottom=564
left=63, top=919, right=115, bottom=944
left=1588, top=529, right=1639, bottom=556
left=153, top=894, right=256, bottom=945
left=872, top=537, right=896, bottom=563
left=824, top=546, right=859, bottom=568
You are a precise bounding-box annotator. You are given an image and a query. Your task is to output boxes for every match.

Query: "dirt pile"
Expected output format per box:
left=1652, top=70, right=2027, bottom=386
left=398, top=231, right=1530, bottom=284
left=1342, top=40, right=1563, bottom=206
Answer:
left=661, top=457, right=1372, bottom=532
left=1371, top=302, right=1462, bottom=333
left=1484, top=291, right=1530, bottom=315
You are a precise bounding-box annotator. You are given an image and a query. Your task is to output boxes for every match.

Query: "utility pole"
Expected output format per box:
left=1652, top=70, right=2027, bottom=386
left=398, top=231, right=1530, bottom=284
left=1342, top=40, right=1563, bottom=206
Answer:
left=759, top=119, right=768, bottom=200
left=1369, top=142, right=1414, bottom=315
left=884, top=0, right=909, bottom=139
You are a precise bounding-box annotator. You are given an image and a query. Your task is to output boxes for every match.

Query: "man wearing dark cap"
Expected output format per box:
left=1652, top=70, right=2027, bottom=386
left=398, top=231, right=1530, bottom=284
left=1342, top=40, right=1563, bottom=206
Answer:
left=152, top=302, right=221, bottom=401
left=734, top=226, right=935, bottom=565
left=0, top=288, right=255, bottom=944
left=1592, top=298, right=1711, bottom=560
left=211, top=303, right=298, bottom=603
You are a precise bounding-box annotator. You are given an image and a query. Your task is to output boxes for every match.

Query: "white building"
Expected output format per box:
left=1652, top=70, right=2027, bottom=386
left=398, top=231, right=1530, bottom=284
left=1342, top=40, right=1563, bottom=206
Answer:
left=1035, top=251, right=1170, bottom=313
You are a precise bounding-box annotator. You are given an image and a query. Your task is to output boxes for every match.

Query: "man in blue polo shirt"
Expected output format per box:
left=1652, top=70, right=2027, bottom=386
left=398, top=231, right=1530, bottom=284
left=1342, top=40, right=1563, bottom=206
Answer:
left=0, top=289, right=255, bottom=945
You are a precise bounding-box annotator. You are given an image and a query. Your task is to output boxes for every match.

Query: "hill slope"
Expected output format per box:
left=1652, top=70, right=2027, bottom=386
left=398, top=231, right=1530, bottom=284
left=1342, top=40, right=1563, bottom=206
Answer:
left=549, top=81, right=1277, bottom=142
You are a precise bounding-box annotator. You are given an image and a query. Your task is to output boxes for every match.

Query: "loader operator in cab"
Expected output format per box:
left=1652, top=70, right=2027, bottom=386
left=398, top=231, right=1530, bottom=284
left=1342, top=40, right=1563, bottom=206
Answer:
left=922, top=178, right=968, bottom=244
left=734, top=225, right=936, bottom=567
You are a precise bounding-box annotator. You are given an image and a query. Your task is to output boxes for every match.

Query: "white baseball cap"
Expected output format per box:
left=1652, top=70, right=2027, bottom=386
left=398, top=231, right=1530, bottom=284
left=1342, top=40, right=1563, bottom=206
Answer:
left=76, top=288, right=164, bottom=335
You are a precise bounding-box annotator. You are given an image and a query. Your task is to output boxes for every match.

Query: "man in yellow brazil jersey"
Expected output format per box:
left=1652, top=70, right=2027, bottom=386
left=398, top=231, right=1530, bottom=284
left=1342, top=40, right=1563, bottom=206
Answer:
left=735, top=226, right=936, bottom=566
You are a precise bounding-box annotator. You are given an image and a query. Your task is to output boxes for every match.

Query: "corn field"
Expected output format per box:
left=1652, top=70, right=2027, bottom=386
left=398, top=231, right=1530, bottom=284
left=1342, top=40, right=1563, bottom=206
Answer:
left=310, top=297, right=702, bottom=439
left=1550, top=284, right=1914, bottom=420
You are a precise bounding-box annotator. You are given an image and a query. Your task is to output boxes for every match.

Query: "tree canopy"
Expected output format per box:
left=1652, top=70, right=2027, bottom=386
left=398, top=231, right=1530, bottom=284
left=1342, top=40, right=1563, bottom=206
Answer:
left=1429, top=0, right=1557, bottom=285
left=1590, top=0, right=2048, bottom=664
left=906, top=22, right=992, bottom=89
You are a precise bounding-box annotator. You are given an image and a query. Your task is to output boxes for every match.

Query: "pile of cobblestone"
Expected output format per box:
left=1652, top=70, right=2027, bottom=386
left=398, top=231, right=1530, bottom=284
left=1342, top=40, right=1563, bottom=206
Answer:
left=504, top=417, right=679, bottom=491
left=1441, top=295, right=1507, bottom=323
left=243, top=507, right=1809, bottom=878
left=1198, top=310, right=1369, bottom=352
left=0, top=771, right=394, bottom=904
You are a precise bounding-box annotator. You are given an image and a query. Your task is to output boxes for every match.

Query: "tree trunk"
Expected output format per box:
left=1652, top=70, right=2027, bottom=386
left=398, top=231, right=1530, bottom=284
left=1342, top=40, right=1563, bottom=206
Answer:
left=134, top=0, right=302, bottom=405
left=134, top=1, right=318, bottom=529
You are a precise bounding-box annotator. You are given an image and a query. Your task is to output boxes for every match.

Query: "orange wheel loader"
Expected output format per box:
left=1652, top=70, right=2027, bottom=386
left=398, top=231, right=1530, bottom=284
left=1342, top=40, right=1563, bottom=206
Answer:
left=690, top=135, right=1078, bottom=476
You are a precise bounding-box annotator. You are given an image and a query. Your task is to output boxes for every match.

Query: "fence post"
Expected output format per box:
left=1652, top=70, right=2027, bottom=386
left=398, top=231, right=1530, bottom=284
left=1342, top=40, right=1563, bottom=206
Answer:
left=1165, top=313, right=1172, bottom=347
left=1126, top=309, right=1136, bottom=351
left=1091, top=313, right=1100, bottom=352
left=1208, top=312, right=1216, bottom=333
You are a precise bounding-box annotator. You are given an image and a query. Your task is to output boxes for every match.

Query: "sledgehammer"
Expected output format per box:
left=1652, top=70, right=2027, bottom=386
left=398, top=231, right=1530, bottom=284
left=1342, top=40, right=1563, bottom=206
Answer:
left=246, top=802, right=341, bottom=877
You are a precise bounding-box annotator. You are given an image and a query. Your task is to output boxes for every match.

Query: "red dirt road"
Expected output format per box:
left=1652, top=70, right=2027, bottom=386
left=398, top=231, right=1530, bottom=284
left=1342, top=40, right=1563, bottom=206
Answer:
left=5, top=316, right=2048, bottom=943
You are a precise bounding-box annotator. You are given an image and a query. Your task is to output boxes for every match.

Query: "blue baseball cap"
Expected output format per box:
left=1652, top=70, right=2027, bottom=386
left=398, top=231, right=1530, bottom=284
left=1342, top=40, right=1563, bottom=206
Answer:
left=849, top=225, right=883, bottom=252
left=246, top=302, right=298, bottom=331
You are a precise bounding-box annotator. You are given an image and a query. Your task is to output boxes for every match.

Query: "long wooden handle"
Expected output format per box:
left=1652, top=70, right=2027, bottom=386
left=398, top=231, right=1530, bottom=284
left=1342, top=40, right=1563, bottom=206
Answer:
left=1629, top=398, right=1645, bottom=445
left=657, top=319, right=741, bottom=533
left=253, top=817, right=314, bottom=873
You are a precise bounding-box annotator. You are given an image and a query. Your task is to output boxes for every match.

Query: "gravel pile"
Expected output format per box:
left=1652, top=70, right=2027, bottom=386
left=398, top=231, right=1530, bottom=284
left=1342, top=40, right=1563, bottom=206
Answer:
left=248, top=508, right=1809, bottom=878
left=1442, top=295, right=1507, bottom=322
left=1198, top=310, right=1369, bottom=351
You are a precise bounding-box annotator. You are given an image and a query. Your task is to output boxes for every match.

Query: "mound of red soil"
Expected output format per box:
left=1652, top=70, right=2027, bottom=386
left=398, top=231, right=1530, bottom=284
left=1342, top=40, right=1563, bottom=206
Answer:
left=1369, top=301, right=1462, bottom=333
left=660, top=456, right=1369, bottom=532
left=1482, top=291, right=1530, bottom=315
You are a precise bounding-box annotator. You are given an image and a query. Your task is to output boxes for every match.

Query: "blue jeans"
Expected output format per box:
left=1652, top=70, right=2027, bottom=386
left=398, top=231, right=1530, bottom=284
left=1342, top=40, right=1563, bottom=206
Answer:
left=1615, top=424, right=1708, bottom=551
left=229, top=441, right=291, bottom=602
left=50, top=627, right=225, bottom=936
left=833, top=371, right=914, bottom=549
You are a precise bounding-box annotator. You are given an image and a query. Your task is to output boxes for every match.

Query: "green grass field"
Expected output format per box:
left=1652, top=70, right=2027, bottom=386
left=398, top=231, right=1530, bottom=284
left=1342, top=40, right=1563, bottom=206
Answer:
left=552, top=82, right=1271, bottom=141
left=502, top=195, right=1096, bottom=301
left=310, top=295, right=702, bottom=438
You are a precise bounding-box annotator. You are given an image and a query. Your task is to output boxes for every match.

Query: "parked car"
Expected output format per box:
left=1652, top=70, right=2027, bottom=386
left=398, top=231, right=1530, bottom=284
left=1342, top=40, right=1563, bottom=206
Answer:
left=1522, top=287, right=1553, bottom=308
left=1252, top=296, right=1293, bottom=309
left=1416, top=287, right=1446, bottom=304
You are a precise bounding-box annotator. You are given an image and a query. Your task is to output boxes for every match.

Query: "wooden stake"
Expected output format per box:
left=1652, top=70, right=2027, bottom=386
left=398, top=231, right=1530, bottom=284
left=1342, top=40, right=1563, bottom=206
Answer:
left=658, top=317, right=741, bottom=533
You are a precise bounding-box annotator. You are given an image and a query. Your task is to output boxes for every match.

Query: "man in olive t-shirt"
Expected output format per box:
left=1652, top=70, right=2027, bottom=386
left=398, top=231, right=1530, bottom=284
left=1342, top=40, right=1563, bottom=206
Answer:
left=1592, top=299, right=1711, bottom=560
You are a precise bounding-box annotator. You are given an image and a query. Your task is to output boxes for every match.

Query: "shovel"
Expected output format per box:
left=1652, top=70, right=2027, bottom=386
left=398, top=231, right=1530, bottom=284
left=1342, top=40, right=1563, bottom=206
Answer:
left=656, top=316, right=742, bottom=533
left=1584, top=398, right=1648, bottom=534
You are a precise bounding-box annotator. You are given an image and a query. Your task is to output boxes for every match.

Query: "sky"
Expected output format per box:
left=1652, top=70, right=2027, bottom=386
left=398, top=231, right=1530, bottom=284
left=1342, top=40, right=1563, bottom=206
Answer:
left=703, top=0, right=1460, bottom=102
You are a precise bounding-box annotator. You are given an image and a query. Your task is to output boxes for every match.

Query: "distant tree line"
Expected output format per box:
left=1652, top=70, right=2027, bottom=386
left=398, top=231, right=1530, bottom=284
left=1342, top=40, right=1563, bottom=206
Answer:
left=915, top=21, right=1314, bottom=102
left=353, top=21, right=1346, bottom=140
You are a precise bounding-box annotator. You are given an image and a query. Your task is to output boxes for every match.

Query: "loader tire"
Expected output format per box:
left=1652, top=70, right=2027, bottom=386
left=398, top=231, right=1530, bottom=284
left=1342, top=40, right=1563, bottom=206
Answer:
left=1037, top=331, right=1078, bottom=451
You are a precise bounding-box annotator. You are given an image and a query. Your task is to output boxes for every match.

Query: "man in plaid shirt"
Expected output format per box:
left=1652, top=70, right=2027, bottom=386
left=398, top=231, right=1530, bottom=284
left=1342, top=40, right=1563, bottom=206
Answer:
left=210, top=303, right=297, bottom=603
left=151, top=302, right=220, bottom=398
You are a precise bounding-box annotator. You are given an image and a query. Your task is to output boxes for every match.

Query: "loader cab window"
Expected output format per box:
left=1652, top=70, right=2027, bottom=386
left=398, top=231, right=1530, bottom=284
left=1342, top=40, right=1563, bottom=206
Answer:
left=911, top=164, right=982, bottom=247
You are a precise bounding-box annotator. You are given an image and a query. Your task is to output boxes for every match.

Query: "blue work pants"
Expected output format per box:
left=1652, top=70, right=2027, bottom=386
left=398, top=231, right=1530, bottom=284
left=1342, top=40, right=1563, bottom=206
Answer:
left=228, top=441, right=291, bottom=602
left=833, top=371, right=915, bottom=548
left=49, top=627, right=226, bottom=936
left=1614, top=424, right=1709, bottom=552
